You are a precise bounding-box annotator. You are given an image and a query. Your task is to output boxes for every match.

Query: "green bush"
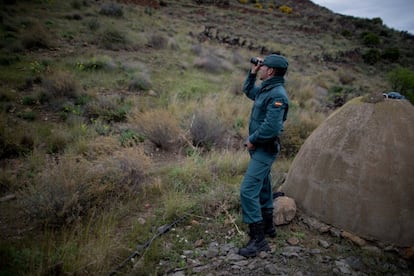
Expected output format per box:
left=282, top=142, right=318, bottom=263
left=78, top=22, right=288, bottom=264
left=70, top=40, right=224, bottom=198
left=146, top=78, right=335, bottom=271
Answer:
left=381, top=47, right=400, bottom=62
left=361, top=32, right=380, bottom=46
left=387, top=67, right=414, bottom=104
left=362, top=49, right=380, bottom=64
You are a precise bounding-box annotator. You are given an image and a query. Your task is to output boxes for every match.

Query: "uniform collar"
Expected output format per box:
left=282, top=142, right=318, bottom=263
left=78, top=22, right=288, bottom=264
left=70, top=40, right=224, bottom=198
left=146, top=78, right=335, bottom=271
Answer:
left=261, top=76, right=284, bottom=91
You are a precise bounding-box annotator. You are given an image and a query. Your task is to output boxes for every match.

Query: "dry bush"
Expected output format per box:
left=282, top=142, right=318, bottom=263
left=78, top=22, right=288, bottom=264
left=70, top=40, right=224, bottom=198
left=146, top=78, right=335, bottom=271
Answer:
left=0, top=115, right=34, bottom=158
left=79, top=136, right=121, bottom=160
left=280, top=110, right=323, bottom=158
left=42, top=70, right=80, bottom=100
left=98, top=27, right=128, bottom=50
left=128, top=74, right=152, bottom=92
left=190, top=109, right=226, bottom=150
left=84, top=95, right=130, bottom=122
left=21, top=21, right=55, bottom=50
left=99, top=2, right=124, bottom=17
left=193, top=53, right=231, bottom=74
left=20, top=148, right=151, bottom=227
left=129, top=109, right=183, bottom=151
left=147, top=33, right=168, bottom=49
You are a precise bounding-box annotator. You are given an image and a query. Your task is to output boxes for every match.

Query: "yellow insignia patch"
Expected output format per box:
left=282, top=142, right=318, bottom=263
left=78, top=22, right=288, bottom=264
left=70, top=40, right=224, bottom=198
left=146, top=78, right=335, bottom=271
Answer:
left=274, top=101, right=283, bottom=107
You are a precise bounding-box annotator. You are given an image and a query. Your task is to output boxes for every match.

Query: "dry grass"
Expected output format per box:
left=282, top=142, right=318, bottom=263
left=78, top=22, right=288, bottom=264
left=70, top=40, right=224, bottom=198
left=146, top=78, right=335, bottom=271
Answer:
left=129, top=108, right=183, bottom=151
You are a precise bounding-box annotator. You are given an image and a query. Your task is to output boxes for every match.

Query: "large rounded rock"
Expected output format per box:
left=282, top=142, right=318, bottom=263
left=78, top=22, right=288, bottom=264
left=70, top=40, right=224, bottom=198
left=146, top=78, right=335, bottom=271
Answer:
left=281, top=98, right=414, bottom=246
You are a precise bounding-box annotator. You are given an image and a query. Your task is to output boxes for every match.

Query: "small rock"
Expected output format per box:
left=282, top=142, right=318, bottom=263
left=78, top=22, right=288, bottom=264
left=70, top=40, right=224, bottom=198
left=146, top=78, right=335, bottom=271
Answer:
left=335, top=259, right=352, bottom=274
left=274, top=196, right=296, bottom=225
left=362, top=245, right=382, bottom=255
left=329, top=227, right=341, bottom=238
left=264, top=263, right=278, bottom=275
left=287, top=237, right=300, bottom=246
left=226, top=252, right=246, bottom=261
left=341, top=231, right=366, bottom=246
left=318, top=239, right=330, bottom=249
left=194, top=239, right=204, bottom=248
left=344, top=256, right=365, bottom=271
left=258, top=250, right=270, bottom=259
left=309, top=248, right=322, bottom=254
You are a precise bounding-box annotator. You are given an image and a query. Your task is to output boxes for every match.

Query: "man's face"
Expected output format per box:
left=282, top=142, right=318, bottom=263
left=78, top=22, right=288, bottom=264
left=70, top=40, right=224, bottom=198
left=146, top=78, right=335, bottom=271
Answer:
left=258, top=65, right=271, bottom=81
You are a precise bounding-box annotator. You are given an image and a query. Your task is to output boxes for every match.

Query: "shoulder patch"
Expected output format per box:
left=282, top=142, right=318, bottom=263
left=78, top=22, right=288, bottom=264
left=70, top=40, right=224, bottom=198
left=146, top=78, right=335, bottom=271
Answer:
left=274, top=101, right=283, bottom=107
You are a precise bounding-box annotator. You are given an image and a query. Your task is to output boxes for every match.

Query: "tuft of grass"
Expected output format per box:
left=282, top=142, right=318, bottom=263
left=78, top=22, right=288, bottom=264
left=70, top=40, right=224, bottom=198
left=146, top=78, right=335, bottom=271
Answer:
left=98, top=27, right=128, bottom=50
left=190, top=109, right=226, bottom=150
left=20, top=21, right=55, bottom=50
left=42, top=70, right=80, bottom=100
left=99, top=2, right=124, bottom=17
left=128, top=74, right=152, bottom=92
left=84, top=95, right=131, bottom=122
left=129, top=108, right=183, bottom=151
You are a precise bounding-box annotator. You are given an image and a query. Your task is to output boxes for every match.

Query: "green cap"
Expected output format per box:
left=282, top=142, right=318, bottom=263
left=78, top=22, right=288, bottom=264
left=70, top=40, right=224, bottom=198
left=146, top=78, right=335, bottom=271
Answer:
left=263, top=54, right=288, bottom=69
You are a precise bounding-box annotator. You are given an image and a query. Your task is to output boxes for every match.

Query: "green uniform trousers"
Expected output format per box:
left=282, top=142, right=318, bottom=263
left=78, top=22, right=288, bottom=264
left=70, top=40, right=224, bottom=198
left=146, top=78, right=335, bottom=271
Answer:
left=240, top=147, right=278, bottom=224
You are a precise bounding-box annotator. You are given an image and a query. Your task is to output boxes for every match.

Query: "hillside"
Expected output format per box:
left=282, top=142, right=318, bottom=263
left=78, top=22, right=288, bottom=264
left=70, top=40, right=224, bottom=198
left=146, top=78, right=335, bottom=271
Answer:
left=0, top=0, right=413, bottom=274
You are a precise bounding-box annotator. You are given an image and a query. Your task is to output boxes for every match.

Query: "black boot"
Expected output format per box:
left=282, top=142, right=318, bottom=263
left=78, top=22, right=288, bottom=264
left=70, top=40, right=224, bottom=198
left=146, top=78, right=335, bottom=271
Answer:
left=238, top=221, right=270, bottom=257
left=262, top=208, right=276, bottom=238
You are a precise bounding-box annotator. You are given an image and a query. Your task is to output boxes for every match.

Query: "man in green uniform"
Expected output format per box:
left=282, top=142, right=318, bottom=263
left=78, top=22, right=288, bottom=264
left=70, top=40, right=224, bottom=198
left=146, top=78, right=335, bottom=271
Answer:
left=238, top=54, right=289, bottom=257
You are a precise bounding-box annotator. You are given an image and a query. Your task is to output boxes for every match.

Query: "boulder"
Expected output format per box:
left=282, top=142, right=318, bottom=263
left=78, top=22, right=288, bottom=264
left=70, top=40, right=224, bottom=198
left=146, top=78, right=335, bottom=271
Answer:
left=281, top=98, right=414, bottom=246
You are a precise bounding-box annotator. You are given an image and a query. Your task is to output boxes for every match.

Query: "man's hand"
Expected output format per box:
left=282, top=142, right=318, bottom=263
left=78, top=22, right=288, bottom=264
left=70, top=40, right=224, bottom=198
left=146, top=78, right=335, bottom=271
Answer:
left=246, top=140, right=256, bottom=150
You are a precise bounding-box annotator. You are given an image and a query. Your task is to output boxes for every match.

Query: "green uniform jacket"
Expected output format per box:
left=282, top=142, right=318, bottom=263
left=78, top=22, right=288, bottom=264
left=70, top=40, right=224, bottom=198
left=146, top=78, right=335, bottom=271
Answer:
left=243, top=72, right=289, bottom=145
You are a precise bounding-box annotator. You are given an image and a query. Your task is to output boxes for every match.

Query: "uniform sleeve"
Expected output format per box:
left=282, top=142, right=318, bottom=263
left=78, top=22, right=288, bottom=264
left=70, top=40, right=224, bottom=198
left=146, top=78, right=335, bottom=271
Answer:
left=243, top=70, right=260, bottom=100
left=249, top=97, right=287, bottom=144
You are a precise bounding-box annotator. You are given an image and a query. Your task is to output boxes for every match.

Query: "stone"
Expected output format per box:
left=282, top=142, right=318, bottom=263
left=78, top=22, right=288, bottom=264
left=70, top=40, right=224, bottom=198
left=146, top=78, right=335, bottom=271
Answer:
left=281, top=98, right=414, bottom=246
left=273, top=196, right=296, bottom=225
left=287, top=237, right=300, bottom=246
left=318, top=239, right=330, bottom=249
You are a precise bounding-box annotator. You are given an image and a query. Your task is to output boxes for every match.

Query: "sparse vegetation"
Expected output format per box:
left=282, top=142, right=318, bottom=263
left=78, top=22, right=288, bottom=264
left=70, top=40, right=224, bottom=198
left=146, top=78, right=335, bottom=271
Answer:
left=0, top=0, right=412, bottom=275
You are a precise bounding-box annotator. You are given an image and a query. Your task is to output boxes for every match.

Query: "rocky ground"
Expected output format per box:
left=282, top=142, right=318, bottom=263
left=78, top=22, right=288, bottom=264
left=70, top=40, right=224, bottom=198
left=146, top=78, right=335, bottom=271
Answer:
left=157, top=212, right=413, bottom=275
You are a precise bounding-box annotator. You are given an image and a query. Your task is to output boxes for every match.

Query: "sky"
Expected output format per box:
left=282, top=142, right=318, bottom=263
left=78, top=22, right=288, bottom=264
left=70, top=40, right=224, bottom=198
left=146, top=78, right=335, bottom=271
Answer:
left=311, top=0, right=414, bottom=34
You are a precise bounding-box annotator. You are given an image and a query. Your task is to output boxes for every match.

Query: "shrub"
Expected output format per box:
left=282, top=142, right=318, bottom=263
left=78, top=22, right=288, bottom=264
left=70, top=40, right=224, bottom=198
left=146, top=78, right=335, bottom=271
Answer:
left=129, top=109, right=183, bottom=151
left=99, top=2, right=123, bottom=17
left=128, top=74, right=152, bottom=92
left=278, top=5, right=292, bottom=14
left=119, top=129, right=144, bottom=147
left=362, top=49, right=380, bottom=64
left=76, top=56, right=116, bottom=71
left=42, top=71, right=80, bottom=99
left=381, top=47, right=400, bottom=62
left=280, top=117, right=319, bottom=158
left=17, top=110, right=37, bottom=121
left=84, top=95, right=131, bottom=122
left=98, top=28, right=128, bottom=50
left=21, top=21, right=55, bottom=50
left=147, top=34, right=168, bottom=50
left=0, top=116, right=34, bottom=158
left=86, top=18, right=100, bottom=31
left=190, top=110, right=226, bottom=150
left=361, top=32, right=380, bottom=46
left=22, top=95, right=37, bottom=105
left=20, top=149, right=150, bottom=227
left=387, top=67, right=414, bottom=104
